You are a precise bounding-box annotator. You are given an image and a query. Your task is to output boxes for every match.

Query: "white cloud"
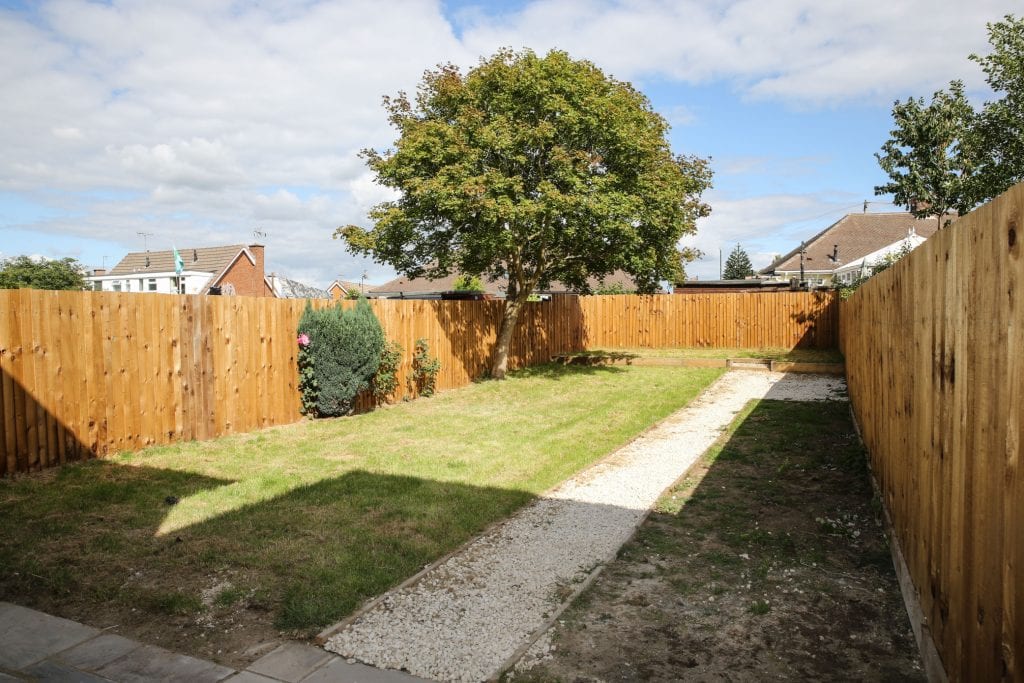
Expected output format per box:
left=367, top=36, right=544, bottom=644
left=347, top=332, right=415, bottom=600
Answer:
left=458, top=0, right=1014, bottom=104
left=0, top=0, right=1017, bottom=287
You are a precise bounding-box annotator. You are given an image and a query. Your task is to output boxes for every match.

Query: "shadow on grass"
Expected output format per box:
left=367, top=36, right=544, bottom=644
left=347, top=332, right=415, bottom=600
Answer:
left=508, top=361, right=629, bottom=380
left=0, top=462, right=535, bottom=637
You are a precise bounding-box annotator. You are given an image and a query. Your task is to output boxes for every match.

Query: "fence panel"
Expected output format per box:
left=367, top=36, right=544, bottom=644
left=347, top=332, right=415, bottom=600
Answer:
left=0, top=288, right=835, bottom=476
left=840, top=182, right=1024, bottom=681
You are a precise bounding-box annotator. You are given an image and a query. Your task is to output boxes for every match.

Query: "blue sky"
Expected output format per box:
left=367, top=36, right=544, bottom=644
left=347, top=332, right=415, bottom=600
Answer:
left=0, top=0, right=1018, bottom=284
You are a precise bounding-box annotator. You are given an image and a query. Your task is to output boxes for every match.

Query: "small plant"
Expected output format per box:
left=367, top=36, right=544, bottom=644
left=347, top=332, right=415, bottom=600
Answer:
left=372, top=339, right=403, bottom=403
left=411, top=338, right=441, bottom=397
left=750, top=600, right=771, bottom=616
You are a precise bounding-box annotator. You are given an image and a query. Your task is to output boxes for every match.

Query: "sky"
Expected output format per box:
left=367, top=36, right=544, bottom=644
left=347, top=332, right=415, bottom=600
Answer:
left=0, top=0, right=1018, bottom=286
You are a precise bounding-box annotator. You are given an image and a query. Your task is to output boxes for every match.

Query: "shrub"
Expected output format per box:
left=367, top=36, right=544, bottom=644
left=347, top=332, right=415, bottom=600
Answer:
left=372, top=340, right=403, bottom=403
left=297, top=298, right=385, bottom=417
left=410, top=338, right=441, bottom=397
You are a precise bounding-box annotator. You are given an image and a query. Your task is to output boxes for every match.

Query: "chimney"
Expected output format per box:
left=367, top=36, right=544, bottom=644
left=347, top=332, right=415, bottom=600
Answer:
left=249, top=244, right=266, bottom=293
left=93, top=268, right=107, bottom=276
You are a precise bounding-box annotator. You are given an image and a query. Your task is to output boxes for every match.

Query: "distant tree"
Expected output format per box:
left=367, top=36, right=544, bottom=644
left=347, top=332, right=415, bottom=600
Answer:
left=0, top=255, right=88, bottom=290
left=338, top=48, right=712, bottom=379
left=875, top=14, right=1024, bottom=225
left=452, top=274, right=484, bottom=291
left=722, top=244, right=754, bottom=280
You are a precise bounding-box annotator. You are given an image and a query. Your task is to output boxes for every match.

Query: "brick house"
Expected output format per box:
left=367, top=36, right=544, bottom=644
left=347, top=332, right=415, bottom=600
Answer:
left=88, top=244, right=273, bottom=296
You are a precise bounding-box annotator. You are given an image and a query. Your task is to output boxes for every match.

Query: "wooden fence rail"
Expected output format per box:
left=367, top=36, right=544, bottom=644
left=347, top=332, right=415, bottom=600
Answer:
left=0, top=290, right=836, bottom=476
left=840, top=182, right=1023, bottom=681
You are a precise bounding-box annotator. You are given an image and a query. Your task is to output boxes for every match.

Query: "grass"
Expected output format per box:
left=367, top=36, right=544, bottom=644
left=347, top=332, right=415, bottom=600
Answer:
left=582, top=347, right=844, bottom=363
left=0, top=363, right=722, bottom=640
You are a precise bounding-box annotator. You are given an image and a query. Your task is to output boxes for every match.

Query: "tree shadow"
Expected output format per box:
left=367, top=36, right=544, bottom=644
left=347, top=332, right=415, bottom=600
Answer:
left=789, top=291, right=840, bottom=349
left=0, top=369, right=95, bottom=477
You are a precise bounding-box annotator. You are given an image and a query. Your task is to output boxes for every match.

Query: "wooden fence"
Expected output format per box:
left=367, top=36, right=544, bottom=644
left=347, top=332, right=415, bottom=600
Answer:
left=840, top=182, right=1023, bottom=681
left=0, top=289, right=836, bottom=476
left=579, top=291, right=838, bottom=349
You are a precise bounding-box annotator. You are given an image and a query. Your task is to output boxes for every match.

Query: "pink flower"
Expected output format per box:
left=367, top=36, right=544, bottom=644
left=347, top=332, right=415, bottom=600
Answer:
left=297, top=333, right=310, bottom=347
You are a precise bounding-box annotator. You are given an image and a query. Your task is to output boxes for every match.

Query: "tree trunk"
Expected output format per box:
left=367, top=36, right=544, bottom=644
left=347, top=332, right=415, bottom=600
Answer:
left=490, top=295, right=525, bottom=380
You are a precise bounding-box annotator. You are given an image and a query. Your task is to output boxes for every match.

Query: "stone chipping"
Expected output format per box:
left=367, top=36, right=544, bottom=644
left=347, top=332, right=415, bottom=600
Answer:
left=323, top=370, right=847, bottom=682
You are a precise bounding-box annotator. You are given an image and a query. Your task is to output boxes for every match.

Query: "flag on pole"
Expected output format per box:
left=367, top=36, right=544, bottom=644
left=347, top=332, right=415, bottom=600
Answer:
left=173, top=246, right=184, bottom=275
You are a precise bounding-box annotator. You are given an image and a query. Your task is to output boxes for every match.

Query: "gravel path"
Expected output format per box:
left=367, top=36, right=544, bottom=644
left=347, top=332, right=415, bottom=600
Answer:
left=322, top=371, right=847, bottom=682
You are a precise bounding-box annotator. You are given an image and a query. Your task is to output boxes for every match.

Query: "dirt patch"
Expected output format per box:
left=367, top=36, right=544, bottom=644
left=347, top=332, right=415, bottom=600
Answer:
left=510, top=399, right=924, bottom=682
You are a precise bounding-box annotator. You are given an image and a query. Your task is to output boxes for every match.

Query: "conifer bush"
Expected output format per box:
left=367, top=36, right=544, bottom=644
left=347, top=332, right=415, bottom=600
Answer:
left=296, top=298, right=385, bottom=417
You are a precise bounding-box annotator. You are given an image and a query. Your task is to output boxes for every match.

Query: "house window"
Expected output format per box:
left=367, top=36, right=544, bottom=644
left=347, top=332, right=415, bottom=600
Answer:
left=112, top=281, right=122, bottom=292
left=147, top=278, right=157, bottom=291
left=138, top=278, right=145, bottom=291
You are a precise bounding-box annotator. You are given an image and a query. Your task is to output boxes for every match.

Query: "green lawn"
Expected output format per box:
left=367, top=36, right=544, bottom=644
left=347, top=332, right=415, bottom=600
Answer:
left=0, top=364, right=722, bottom=655
left=588, top=347, right=844, bottom=363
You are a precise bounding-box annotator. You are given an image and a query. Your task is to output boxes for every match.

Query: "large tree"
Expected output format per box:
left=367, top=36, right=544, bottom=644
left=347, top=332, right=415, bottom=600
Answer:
left=874, top=81, right=980, bottom=228
left=0, top=255, right=88, bottom=290
left=875, top=14, right=1023, bottom=224
left=722, top=243, right=754, bottom=280
left=339, top=48, right=712, bottom=378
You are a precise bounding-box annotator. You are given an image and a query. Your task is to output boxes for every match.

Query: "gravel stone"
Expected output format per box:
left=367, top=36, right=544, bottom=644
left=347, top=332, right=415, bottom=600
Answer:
left=324, top=371, right=847, bottom=682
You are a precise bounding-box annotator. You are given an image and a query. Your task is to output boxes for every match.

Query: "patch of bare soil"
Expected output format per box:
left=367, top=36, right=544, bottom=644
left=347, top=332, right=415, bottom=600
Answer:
left=510, top=399, right=925, bottom=682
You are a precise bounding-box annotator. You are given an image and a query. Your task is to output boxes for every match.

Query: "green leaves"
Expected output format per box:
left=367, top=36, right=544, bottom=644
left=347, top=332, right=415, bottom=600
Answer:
left=0, top=255, right=88, bottom=290
left=875, top=14, right=1024, bottom=222
left=340, top=48, right=711, bottom=376
left=297, top=299, right=385, bottom=418
left=341, top=48, right=710, bottom=291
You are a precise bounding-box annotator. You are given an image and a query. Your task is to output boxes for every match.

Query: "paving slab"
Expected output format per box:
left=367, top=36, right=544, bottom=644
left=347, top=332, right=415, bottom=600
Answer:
left=0, top=602, right=100, bottom=669
left=53, top=633, right=139, bottom=672
left=93, top=643, right=234, bottom=683
left=247, top=642, right=331, bottom=682
left=299, top=657, right=428, bottom=683
left=22, top=659, right=112, bottom=682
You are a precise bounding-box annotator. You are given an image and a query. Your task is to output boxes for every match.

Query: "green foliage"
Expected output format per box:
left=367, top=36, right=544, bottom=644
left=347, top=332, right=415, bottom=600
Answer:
left=874, top=81, right=979, bottom=224
left=410, top=338, right=441, bottom=397
left=875, top=14, right=1024, bottom=222
left=372, top=340, right=403, bottom=403
left=593, top=281, right=631, bottom=295
left=452, top=274, right=484, bottom=291
left=337, top=48, right=712, bottom=377
left=0, top=255, right=88, bottom=290
left=722, top=244, right=754, bottom=280
left=970, top=15, right=1024, bottom=199
left=297, top=299, right=385, bottom=417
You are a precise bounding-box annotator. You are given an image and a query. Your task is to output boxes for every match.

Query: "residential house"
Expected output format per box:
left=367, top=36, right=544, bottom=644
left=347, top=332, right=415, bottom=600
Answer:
left=367, top=270, right=641, bottom=299
left=327, top=279, right=373, bottom=300
left=759, top=212, right=943, bottom=288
